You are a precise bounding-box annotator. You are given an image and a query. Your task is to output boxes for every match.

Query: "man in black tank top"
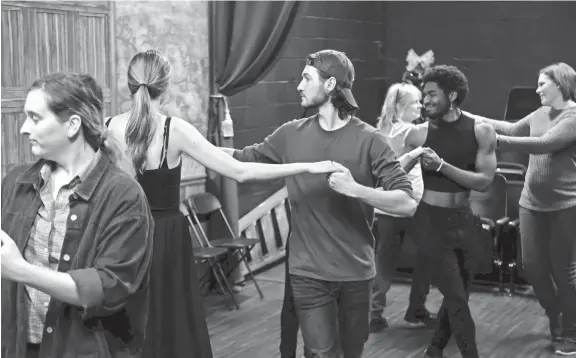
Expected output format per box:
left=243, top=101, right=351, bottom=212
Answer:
left=403, top=65, right=498, bottom=358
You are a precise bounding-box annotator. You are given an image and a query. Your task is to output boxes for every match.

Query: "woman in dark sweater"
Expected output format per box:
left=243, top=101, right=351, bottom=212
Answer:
left=472, top=62, right=576, bottom=356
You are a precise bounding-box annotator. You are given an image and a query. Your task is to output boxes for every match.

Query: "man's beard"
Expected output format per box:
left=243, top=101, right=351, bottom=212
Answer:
left=424, top=102, right=450, bottom=120
left=303, top=91, right=330, bottom=109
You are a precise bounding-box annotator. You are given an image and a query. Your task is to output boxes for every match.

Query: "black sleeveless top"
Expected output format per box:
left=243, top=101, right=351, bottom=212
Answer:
left=422, top=113, right=478, bottom=193
left=106, top=116, right=182, bottom=212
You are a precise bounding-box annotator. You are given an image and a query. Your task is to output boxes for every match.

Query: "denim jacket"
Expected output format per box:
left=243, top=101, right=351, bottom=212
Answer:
left=1, top=153, right=154, bottom=358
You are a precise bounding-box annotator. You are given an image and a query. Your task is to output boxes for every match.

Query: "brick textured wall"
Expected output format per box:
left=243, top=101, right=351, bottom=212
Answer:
left=382, top=1, right=576, bottom=119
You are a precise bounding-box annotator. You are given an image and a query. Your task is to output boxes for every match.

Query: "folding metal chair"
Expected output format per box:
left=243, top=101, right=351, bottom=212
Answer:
left=187, top=192, right=265, bottom=300
left=470, top=173, right=514, bottom=295
left=179, top=202, right=240, bottom=310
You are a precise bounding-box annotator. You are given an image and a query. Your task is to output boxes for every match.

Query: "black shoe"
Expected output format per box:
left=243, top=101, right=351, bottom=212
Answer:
left=405, top=308, right=437, bottom=326
left=369, top=316, right=389, bottom=333
left=555, top=338, right=576, bottom=356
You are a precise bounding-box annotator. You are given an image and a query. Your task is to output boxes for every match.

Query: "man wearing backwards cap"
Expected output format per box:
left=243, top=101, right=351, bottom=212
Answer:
left=222, top=49, right=417, bottom=357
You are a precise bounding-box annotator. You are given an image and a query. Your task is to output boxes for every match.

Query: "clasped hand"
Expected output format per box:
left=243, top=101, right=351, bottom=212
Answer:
left=308, top=160, right=358, bottom=197
left=420, top=147, right=443, bottom=171
left=308, top=160, right=348, bottom=175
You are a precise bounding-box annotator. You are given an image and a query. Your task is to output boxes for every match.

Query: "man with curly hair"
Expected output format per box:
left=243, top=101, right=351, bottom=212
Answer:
left=403, top=65, right=498, bottom=358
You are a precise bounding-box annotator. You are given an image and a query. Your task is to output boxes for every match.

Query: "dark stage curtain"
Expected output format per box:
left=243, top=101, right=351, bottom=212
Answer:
left=206, top=1, right=301, bottom=234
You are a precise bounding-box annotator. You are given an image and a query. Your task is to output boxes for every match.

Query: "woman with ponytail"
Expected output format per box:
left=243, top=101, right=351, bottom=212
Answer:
left=370, top=82, right=437, bottom=332
left=106, top=50, right=346, bottom=358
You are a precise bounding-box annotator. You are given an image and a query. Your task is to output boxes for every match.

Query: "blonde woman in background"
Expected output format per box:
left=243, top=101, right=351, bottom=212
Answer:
left=370, top=82, right=437, bottom=332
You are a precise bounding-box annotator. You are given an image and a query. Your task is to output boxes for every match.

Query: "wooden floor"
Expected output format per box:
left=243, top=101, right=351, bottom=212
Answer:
left=204, top=263, right=558, bottom=358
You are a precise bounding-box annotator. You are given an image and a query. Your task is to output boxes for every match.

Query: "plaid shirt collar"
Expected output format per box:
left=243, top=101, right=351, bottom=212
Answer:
left=34, top=150, right=102, bottom=192
left=18, top=150, right=109, bottom=202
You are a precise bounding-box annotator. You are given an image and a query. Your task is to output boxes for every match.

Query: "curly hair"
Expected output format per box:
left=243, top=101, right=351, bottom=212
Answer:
left=422, top=65, right=469, bottom=106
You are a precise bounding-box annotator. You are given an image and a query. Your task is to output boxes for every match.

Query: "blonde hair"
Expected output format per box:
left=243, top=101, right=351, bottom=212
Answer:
left=377, top=83, right=421, bottom=136
left=540, top=62, right=576, bottom=101
left=126, top=49, right=171, bottom=173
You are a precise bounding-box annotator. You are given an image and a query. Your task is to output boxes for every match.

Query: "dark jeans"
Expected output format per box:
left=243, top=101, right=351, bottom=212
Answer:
left=413, top=202, right=481, bottom=358
left=371, top=214, right=430, bottom=319
left=290, top=274, right=373, bottom=358
left=26, top=344, right=40, bottom=358
left=519, top=205, right=576, bottom=339
left=280, top=244, right=300, bottom=358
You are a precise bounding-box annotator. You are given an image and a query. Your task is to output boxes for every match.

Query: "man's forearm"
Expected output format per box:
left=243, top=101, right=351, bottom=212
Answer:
left=351, top=184, right=417, bottom=217
left=438, top=162, right=492, bottom=192
left=17, top=261, right=83, bottom=306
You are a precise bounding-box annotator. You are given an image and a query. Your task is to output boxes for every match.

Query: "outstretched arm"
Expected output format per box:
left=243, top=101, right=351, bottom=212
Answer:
left=219, top=147, right=236, bottom=157
left=422, top=122, right=497, bottom=192
left=172, top=118, right=342, bottom=182
left=498, top=110, right=576, bottom=154
left=463, top=109, right=534, bottom=137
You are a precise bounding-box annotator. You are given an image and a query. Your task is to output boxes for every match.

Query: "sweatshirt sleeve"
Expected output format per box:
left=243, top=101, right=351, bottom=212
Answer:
left=369, top=130, right=414, bottom=197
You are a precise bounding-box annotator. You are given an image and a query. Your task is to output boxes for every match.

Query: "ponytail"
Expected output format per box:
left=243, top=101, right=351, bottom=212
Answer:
left=125, top=84, right=154, bottom=174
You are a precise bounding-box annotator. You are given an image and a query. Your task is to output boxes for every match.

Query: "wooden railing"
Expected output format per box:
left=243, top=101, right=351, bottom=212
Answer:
left=179, top=175, right=291, bottom=279
left=237, top=187, right=290, bottom=276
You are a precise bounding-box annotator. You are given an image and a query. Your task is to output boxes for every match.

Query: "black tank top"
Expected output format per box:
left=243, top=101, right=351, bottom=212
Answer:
left=105, top=116, right=182, bottom=212
left=422, top=113, right=478, bottom=193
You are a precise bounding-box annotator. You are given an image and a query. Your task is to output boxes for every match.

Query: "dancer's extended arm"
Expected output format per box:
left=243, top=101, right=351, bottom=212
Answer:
left=497, top=110, right=576, bottom=154
left=463, top=109, right=535, bottom=137
left=172, top=118, right=344, bottom=181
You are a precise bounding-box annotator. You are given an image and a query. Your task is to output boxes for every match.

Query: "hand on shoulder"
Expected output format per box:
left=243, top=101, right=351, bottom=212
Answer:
left=474, top=121, right=497, bottom=144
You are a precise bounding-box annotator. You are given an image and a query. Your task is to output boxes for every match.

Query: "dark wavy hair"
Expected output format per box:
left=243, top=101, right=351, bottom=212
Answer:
left=316, top=71, right=358, bottom=120
left=422, top=65, right=469, bottom=106
left=29, top=73, right=128, bottom=171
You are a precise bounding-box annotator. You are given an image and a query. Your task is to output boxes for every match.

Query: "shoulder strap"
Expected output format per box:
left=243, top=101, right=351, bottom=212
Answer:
left=159, top=117, right=172, bottom=169
left=105, top=116, right=113, bottom=128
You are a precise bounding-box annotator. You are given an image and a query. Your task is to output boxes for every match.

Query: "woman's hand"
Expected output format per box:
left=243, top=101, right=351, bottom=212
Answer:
left=308, top=161, right=348, bottom=174
left=412, top=146, right=425, bottom=157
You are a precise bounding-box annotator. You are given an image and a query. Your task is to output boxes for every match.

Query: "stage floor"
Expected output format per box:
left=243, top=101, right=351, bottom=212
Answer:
left=204, top=263, right=557, bottom=358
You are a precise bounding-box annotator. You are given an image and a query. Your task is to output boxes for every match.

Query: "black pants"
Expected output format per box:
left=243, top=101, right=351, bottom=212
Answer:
left=413, top=202, right=481, bottom=358
left=280, top=239, right=301, bottom=358
left=519, top=205, right=576, bottom=339
left=371, top=214, right=430, bottom=319
left=26, top=344, right=40, bottom=358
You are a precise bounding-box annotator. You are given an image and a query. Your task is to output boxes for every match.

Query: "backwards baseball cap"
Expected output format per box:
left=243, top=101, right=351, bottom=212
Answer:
left=306, top=49, right=358, bottom=109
